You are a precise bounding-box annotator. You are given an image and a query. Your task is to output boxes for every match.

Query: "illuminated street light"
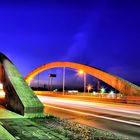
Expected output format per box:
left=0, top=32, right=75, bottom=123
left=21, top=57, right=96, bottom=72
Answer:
left=78, top=70, right=84, bottom=75
left=78, top=70, right=86, bottom=95
left=63, top=67, right=66, bottom=95
left=110, top=90, right=114, bottom=94
left=37, top=73, right=39, bottom=91
left=109, top=90, right=115, bottom=98
left=87, top=85, right=92, bottom=93
left=100, top=87, right=105, bottom=93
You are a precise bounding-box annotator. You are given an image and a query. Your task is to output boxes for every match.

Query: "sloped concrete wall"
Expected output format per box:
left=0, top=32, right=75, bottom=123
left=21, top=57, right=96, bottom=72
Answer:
left=0, top=53, right=44, bottom=118
left=25, top=62, right=140, bottom=96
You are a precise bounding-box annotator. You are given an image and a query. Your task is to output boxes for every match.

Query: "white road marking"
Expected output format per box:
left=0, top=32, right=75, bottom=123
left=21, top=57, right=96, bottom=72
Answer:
left=45, top=104, right=140, bottom=127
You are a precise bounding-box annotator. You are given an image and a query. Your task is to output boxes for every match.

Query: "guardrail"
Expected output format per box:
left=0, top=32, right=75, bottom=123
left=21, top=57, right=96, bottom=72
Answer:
left=34, top=91, right=140, bottom=105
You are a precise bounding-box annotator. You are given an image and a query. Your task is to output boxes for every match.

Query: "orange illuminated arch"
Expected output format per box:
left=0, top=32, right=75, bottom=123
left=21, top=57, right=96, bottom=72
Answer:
left=25, top=62, right=140, bottom=96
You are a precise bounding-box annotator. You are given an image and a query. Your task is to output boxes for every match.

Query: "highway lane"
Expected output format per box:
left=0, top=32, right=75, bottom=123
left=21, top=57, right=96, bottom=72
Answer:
left=38, top=96, right=140, bottom=140
left=0, top=91, right=140, bottom=139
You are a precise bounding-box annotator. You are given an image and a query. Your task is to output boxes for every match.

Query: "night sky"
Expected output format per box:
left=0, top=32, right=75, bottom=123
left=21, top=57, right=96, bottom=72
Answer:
left=0, top=0, right=140, bottom=87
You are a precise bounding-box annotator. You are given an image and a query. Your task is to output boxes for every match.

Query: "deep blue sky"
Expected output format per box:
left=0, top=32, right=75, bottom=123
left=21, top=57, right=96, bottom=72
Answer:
left=0, top=0, right=140, bottom=86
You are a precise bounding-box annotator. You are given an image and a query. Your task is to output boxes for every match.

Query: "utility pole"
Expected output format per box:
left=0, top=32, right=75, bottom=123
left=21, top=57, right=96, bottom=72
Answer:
left=84, top=73, right=86, bottom=95
left=97, top=80, right=100, bottom=92
left=37, top=73, right=39, bottom=92
left=63, top=67, right=66, bottom=95
left=97, top=80, right=100, bottom=97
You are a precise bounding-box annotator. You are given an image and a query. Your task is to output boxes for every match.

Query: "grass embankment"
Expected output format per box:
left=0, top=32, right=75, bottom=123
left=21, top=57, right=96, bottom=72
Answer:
left=31, top=115, right=130, bottom=140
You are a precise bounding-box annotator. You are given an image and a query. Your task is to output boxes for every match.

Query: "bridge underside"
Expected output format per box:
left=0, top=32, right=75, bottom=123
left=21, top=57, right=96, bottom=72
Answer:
left=0, top=53, right=44, bottom=118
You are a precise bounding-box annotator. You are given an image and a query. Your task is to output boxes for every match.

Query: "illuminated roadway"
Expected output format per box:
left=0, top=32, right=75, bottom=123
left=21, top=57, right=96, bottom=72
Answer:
left=0, top=90, right=140, bottom=139
left=38, top=95, right=140, bottom=140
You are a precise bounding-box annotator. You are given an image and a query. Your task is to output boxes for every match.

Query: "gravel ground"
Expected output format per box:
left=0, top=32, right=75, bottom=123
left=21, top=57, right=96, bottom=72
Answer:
left=31, top=115, right=130, bottom=140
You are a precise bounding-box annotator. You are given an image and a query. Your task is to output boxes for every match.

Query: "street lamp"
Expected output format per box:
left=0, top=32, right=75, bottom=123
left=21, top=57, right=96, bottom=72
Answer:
left=100, top=87, right=105, bottom=98
left=37, top=73, right=39, bottom=92
left=78, top=70, right=84, bottom=75
left=78, top=70, right=86, bottom=95
left=87, top=85, right=92, bottom=93
left=110, top=90, right=114, bottom=94
left=63, top=67, right=66, bottom=95
left=110, top=90, right=115, bottom=98
left=100, top=87, right=105, bottom=93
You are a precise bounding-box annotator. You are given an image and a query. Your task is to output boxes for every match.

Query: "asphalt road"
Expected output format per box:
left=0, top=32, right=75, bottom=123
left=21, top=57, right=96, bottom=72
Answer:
left=38, top=96, right=140, bottom=140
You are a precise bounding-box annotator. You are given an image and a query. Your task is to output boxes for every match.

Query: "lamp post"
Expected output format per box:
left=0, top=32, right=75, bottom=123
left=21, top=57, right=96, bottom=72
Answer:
left=87, top=85, right=92, bottom=93
left=84, top=72, right=86, bottom=95
left=100, top=87, right=105, bottom=97
left=78, top=70, right=86, bottom=95
left=63, top=67, right=66, bottom=95
left=100, top=87, right=105, bottom=93
left=37, top=73, right=39, bottom=92
left=97, top=80, right=100, bottom=97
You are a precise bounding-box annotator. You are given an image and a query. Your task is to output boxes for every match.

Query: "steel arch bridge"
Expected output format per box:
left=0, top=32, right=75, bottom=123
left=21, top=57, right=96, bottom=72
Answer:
left=1, top=51, right=140, bottom=117
left=25, top=62, right=140, bottom=96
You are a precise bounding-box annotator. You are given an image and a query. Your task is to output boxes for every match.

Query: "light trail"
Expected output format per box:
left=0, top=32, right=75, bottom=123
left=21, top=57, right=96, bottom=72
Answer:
left=0, top=90, right=5, bottom=97
left=44, top=104, right=140, bottom=127
left=38, top=96, right=140, bottom=116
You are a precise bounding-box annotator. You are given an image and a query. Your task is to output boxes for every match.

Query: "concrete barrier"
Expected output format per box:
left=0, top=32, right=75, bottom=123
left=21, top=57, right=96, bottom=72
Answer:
left=0, top=53, right=44, bottom=118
